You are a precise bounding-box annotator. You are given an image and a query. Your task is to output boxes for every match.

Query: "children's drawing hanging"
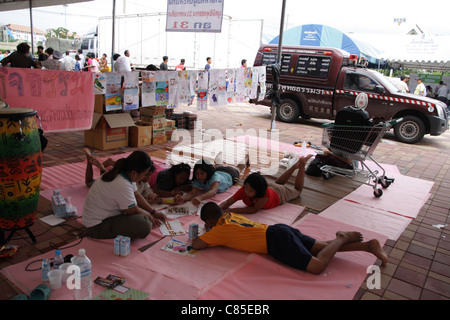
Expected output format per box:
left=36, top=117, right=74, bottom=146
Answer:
left=105, top=72, right=122, bottom=111
left=141, top=71, right=156, bottom=107
left=123, top=71, right=139, bottom=110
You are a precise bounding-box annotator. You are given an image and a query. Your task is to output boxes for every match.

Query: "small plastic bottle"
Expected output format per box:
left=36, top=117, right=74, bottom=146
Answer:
left=53, top=249, right=64, bottom=270
left=72, top=249, right=92, bottom=300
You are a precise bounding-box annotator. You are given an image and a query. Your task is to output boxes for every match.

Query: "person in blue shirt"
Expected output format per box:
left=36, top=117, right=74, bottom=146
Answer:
left=74, top=54, right=81, bottom=71
left=175, top=156, right=249, bottom=206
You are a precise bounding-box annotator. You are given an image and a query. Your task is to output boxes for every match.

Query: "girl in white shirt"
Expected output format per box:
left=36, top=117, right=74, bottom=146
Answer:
left=83, top=151, right=165, bottom=239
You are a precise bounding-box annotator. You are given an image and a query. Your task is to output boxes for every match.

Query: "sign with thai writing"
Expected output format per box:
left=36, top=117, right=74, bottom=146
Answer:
left=166, top=0, right=224, bottom=33
left=0, top=68, right=94, bottom=132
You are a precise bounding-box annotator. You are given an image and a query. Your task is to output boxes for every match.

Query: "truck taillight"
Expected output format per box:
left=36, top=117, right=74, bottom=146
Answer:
left=264, top=48, right=272, bottom=52
left=324, top=51, right=333, bottom=56
left=349, top=54, right=358, bottom=60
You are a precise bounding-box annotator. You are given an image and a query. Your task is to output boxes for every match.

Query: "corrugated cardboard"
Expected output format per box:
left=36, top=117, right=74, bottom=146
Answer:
left=94, top=94, right=105, bottom=114
left=141, top=113, right=166, bottom=125
left=129, top=122, right=153, bottom=147
left=140, top=106, right=166, bottom=116
left=84, top=113, right=135, bottom=150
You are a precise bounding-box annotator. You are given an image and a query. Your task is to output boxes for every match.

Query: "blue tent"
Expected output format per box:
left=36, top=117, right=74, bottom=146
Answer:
left=270, top=24, right=383, bottom=64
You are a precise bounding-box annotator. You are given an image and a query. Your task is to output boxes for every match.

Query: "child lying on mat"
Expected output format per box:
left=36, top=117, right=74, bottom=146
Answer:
left=219, top=155, right=313, bottom=214
left=192, top=202, right=388, bottom=274
left=84, top=148, right=161, bottom=205
left=175, top=155, right=249, bottom=206
left=83, top=151, right=166, bottom=239
left=154, top=162, right=193, bottom=198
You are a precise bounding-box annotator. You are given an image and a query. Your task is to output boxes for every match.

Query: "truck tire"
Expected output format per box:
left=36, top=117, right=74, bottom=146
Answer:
left=394, top=115, right=426, bottom=144
left=277, top=99, right=300, bottom=123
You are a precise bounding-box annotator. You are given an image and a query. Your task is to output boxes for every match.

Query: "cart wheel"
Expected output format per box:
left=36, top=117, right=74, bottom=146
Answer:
left=381, top=179, right=391, bottom=189
left=322, top=172, right=333, bottom=180
left=373, top=189, right=383, bottom=198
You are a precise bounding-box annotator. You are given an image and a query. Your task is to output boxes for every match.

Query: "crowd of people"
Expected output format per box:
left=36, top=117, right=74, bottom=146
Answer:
left=395, top=75, right=449, bottom=107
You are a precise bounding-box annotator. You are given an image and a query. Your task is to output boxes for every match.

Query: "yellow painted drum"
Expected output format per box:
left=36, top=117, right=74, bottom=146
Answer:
left=0, top=108, right=42, bottom=230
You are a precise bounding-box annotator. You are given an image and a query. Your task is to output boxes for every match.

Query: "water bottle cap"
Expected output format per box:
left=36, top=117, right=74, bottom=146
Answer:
left=78, top=249, right=86, bottom=256
left=55, top=249, right=61, bottom=255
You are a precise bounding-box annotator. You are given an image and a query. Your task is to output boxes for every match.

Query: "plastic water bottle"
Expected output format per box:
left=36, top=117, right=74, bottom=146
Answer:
left=53, top=249, right=64, bottom=270
left=72, top=249, right=92, bottom=300
left=301, top=140, right=307, bottom=156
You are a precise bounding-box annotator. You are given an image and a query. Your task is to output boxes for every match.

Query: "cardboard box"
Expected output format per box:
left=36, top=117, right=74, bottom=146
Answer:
left=84, top=113, right=135, bottom=150
left=94, top=94, right=105, bottom=114
left=140, top=106, right=166, bottom=116
left=129, top=122, right=153, bottom=147
left=152, top=136, right=167, bottom=145
left=165, top=119, right=176, bottom=129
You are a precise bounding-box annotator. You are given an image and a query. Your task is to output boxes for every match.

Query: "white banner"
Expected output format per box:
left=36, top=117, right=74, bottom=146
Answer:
left=166, top=0, right=224, bottom=33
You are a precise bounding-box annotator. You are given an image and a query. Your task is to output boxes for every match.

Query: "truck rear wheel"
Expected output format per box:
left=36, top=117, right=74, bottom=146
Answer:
left=394, top=115, right=425, bottom=144
left=277, top=99, right=300, bottom=123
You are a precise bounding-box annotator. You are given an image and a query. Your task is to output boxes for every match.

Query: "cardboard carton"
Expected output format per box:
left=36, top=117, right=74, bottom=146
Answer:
left=94, top=94, right=105, bottom=114
left=84, top=113, right=135, bottom=150
left=140, top=106, right=166, bottom=116
left=129, top=122, right=153, bottom=147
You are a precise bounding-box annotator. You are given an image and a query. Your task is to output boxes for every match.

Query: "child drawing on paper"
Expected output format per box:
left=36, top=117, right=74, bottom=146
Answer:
left=219, top=155, right=313, bottom=214
left=175, top=154, right=250, bottom=206
left=83, top=148, right=161, bottom=205
left=154, top=163, right=192, bottom=198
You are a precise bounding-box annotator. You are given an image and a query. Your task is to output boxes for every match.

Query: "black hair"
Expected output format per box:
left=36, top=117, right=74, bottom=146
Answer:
left=124, top=50, right=129, bottom=55
left=17, top=42, right=30, bottom=54
left=170, top=163, right=191, bottom=184
left=45, top=47, right=54, bottom=55
left=113, top=53, right=120, bottom=61
left=241, top=59, right=247, bottom=65
left=102, top=151, right=154, bottom=182
left=163, top=56, right=168, bottom=61
left=206, top=57, right=211, bottom=61
left=145, top=64, right=159, bottom=71
left=37, top=45, right=44, bottom=50
left=243, top=172, right=268, bottom=198
left=193, top=159, right=215, bottom=181
left=200, top=202, right=223, bottom=222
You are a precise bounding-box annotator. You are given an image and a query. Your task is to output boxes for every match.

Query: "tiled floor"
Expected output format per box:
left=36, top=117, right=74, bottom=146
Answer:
left=1, top=102, right=449, bottom=300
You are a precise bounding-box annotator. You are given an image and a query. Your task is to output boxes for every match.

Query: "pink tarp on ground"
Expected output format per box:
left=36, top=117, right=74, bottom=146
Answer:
left=197, top=213, right=387, bottom=300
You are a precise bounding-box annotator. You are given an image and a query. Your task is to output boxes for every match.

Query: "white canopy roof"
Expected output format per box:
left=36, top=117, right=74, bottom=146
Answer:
left=0, top=0, right=93, bottom=11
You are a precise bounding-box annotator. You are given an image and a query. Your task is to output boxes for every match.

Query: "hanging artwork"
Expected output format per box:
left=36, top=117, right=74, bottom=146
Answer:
left=105, top=72, right=122, bottom=111
left=250, top=67, right=259, bottom=100
left=257, top=66, right=267, bottom=101
left=226, top=69, right=236, bottom=105
left=141, top=71, right=156, bottom=107
left=93, top=72, right=106, bottom=95
left=188, top=71, right=198, bottom=105
left=244, top=67, right=253, bottom=102
left=123, top=71, right=139, bottom=110
left=197, top=70, right=208, bottom=110
left=167, top=71, right=178, bottom=108
left=155, top=72, right=169, bottom=106
left=176, top=70, right=191, bottom=105
left=235, top=67, right=246, bottom=103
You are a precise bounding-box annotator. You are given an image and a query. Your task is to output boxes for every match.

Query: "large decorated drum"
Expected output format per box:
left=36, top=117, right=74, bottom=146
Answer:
left=0, top=108, right=42, bottom=231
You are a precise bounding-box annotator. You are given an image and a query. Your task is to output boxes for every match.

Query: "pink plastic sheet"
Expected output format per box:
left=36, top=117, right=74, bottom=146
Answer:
left=198, top=214, right=387, bottom=300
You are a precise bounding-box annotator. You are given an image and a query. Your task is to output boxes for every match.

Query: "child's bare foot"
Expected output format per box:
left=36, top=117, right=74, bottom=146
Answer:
left=102, top=158, right=115, bottom=168
left=368, top=239, right=388, bottom=268
left=296, top=154, right=314, bottom=169
left=336, top=231, right=363, bottom=243
left=83, top=147, right=96, bottom=161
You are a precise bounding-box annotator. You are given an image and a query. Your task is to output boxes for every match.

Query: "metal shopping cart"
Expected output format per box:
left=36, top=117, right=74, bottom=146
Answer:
left=320, top=118, right=402, bottom=198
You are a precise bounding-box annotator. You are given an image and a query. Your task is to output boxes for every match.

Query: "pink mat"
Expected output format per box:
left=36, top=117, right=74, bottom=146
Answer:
left=320, top=199, right=413, bottom=241
left=41, top=154, right=168, bottom=190
left=198, top=213, right=387, bottom=300
left=1, top=236, right=199, bottom=300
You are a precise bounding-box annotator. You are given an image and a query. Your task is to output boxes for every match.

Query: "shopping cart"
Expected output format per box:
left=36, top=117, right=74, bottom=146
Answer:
left=320, top=118, right=402, bottom=198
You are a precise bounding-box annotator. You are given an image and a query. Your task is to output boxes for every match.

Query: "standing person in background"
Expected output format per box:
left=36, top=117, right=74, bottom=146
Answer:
left=74, top=54, right=82, bottom=71
left=160, top=56, right=169, bottom=70
left=176, top=58, right=186, bottom=70
left=87, top=52, right=99, bottom=73
left=61, top=51, right=75, bottom=71
left=124, top=50, right=133, bottom=70
left=437, top=83, right=449, bottom=106
left=37, top=46, right=47, bottom=62
left=77, top=49, right=85, bottom=71
left=113, top=53, right=131, bottom=72
left=241, top=59, right=247, bottom=68
left=396, top=75, right=410, bottom=93
left=1, top=42, right=40, bottom=68
left=205, top=57, right=212, bottom=71
left=414, top=78, right=426, bottom=96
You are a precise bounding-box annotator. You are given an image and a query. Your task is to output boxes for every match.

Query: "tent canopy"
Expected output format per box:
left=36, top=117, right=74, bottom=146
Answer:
left=270, top=24, right=384, bottom=64
left=0, top=0, right=93, bottom=11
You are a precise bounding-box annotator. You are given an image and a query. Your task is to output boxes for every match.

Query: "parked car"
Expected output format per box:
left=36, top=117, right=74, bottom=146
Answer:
left=253, top=45, right=448, bottom=143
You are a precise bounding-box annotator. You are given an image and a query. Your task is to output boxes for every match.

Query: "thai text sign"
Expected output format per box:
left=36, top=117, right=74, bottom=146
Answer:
left=166, top=0, right=224, bottom=33
left=0, top=68, right=94, bottom=133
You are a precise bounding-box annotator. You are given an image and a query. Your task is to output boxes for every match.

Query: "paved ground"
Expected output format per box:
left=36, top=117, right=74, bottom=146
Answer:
left=1, top=102, right=449, bottom=300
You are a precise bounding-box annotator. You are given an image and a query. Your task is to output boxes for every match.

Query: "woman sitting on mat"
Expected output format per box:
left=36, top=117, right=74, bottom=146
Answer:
left=82, top=151, right=166, bottom=239
left=84, top=147, right=161, bottom=205
left=192, top=202, right=388, bottom=274
left=175, top=156, right=249, bottom=206
left=153, top=162, right=193, bottom=198
left=219, top=154, right=313, bottom=214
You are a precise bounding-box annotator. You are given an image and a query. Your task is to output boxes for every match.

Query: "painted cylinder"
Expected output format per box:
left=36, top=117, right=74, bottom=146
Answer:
left=0, top=108, right=42, bottom=230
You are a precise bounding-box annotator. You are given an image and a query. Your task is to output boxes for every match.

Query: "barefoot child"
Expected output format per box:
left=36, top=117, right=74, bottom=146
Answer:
left=192, top=202, right=388, bottom=274
left=219, top=155, right=313, bottom=214
left=83, top=151, right=166, bottom=239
